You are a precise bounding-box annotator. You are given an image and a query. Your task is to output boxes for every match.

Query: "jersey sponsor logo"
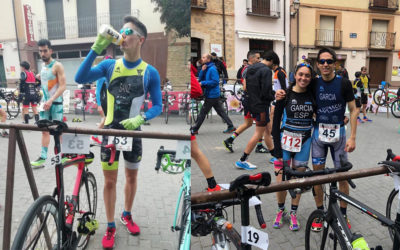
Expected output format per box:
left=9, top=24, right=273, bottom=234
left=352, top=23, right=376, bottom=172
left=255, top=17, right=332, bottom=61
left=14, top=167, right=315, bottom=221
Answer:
left=320, top=86, right=324, bottom=92
left=305, top=101, right=312, bottom=105
left=318, top=103, right=343, bottom=114
left=319, top=93, right=337, bottom=101
left=137, top=69, right=143, bottom=76
left=291, top=99, right=297, bottom=104
left=115, top=66, right=121, bottom=73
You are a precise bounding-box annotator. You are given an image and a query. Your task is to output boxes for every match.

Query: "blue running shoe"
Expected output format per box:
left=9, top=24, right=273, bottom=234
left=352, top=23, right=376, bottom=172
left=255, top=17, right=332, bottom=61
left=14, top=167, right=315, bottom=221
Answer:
left=269, top=157, right=277, bottom=164
left=235, top=160, right=257, bottom=170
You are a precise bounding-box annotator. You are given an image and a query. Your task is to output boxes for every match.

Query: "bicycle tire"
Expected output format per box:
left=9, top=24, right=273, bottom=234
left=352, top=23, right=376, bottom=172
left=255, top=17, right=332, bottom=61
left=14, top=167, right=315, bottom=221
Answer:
left=233, top=80, right=243, bottom=101
left=76, top=171, right=97, bottom=249
left=12, top=195, right=60, bottom=250
left=220, top=226, right=241, bottom=249
left=391, top=98, right=400, bottom=118
left=386, top=188, right=399, bottom=241
left=373, top=89, right=387, bottom=106
left=176, top=188, right=191, bottom=250
left=305, top=209, right=347, bottom=250
left=6, top=97, right=20, bottom=119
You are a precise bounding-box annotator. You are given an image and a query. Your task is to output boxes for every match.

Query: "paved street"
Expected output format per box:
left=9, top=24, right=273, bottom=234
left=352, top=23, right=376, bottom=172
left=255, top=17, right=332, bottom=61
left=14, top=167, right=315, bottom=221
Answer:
left=192, top=112, right=400, bottom=249
left=0, top=113, right=190, bottom=249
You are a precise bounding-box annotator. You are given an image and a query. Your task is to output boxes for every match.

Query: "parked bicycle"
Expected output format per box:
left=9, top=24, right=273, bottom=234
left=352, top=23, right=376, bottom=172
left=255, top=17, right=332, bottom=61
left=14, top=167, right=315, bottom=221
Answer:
left=179, top=88, right=191, bottom=125
left=163, top=89, right=176, bottom=124
left=11, top=120, right=109, bottom=250
left=282, top=154, right=400, bottom=250
left=0, top=88, right=21, bottom=119
left=155, top=146, right=190, bottom=250
left=191, top=172, right=271, bottom=250
left=372, top=82, right=400, bottom=118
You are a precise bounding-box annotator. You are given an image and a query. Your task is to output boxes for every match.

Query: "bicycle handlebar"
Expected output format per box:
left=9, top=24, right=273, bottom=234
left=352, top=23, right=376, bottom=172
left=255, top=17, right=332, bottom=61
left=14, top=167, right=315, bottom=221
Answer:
left=229, top=172, right=271, bottom=192
left=386, top=149, right=400, bottom=161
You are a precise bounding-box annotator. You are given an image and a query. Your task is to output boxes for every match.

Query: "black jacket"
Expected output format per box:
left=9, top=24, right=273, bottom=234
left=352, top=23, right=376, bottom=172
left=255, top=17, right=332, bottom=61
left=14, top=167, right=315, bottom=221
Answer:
left=245, top=62, right=273, bottom=113
left=213, top=58, right=228, bottom=79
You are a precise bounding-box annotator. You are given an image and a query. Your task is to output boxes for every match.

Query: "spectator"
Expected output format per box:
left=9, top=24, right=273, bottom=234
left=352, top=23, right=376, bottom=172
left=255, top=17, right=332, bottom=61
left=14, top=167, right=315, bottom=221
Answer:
left=236, top=59, right=248, bottom=81
left=211, top=52, right=228, bottom=82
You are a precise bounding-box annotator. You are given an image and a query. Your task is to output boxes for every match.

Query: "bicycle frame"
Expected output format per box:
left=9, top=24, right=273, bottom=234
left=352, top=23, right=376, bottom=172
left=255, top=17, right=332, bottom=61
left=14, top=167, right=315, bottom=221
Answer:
left=173, top=165, right=191, bottom=250
left=323, top=180, right=400, bottom=249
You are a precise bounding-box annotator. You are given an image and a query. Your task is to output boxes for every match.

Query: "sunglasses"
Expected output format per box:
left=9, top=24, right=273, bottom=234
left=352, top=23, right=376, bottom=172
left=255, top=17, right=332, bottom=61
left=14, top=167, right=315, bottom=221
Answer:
left=119, top=28, right=143, bottom=37
left=295, top=63, right=313, bottom=73
left=318, top=59, right=335, bottom=65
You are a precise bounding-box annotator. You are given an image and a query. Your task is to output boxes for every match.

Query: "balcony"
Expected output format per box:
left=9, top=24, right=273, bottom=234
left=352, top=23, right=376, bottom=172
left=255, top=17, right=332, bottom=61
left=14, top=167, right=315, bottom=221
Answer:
left=191, top=0, right=207, bottom=9
left=369, top=0, right=398, bottom=11
left=246, top=0, right=280, bottom=18
left=315, top=29, right=342, bottom=48
left=369, top=31, right=396, bottom=50
left=36, top=10, right=140, bottom=41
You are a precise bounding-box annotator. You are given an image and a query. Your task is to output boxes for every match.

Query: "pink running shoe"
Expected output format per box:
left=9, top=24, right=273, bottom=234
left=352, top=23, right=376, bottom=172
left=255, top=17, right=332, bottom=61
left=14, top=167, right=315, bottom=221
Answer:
left=120, top=213, right=140, bottom=235
left=102, top=227, right=116, bottom=249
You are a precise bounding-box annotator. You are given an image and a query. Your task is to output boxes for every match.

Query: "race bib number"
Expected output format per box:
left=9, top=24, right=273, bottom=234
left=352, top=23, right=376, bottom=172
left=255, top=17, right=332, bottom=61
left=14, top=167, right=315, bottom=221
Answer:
left=281, top=130, right=302, bottom=152
left=109, top=136, right=132, bottom=151
left=318, top=123, right=340, bottom=143
left=49, top=153, right=62, bottom=167
left=176, top=140, right=191, bottom=160
left=61, top=134, right=90, bottom=154
left=241, top=226, right=269, bottom=249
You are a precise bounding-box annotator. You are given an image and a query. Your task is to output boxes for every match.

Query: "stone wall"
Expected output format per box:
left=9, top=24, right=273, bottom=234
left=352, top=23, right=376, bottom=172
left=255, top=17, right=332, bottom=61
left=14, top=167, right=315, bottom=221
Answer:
left=166, top=33, right=190, bottom=91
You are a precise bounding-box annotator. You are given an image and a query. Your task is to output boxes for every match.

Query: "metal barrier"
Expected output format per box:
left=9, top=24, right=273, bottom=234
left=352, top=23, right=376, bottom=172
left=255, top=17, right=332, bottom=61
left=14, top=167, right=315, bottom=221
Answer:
left=191, top=166, right=390, bottom=205
left=0, top=123, right=190, bottom=250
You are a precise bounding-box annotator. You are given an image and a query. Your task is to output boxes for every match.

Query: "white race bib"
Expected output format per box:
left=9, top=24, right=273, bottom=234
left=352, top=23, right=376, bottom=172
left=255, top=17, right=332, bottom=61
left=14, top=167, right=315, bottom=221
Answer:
left=281, top=130, right=302, bottom=152
left=109, top=136, right=133, bottom=151
left=318, top=123, right=340, bottom=143
left=61, top=134, right=90, bottom=154
left=241, top=226, right=269, bottom=249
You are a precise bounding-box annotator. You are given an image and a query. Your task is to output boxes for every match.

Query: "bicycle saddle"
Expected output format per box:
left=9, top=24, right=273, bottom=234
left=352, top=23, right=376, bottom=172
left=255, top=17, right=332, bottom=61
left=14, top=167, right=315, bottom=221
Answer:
left=37, top=119, right=68, bottom=132
left=229, top=172, right=271, bottom=192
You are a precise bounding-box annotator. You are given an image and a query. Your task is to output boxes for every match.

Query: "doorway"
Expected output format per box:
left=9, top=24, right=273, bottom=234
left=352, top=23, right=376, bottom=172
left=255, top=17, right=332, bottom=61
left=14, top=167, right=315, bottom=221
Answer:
left=369, top=57, right=387, bottom=87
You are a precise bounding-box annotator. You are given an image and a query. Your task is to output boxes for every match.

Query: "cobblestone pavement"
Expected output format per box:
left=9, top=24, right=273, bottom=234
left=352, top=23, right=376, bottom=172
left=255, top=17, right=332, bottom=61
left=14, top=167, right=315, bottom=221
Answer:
left=0, top=113, right=190, bottom=249
left=191, top=112, right=400, bottom=249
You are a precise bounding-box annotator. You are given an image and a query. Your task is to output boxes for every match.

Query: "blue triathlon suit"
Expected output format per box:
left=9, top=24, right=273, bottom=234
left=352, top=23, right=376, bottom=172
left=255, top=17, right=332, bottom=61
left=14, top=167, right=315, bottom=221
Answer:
left=311, top=75, right=354, bottom=168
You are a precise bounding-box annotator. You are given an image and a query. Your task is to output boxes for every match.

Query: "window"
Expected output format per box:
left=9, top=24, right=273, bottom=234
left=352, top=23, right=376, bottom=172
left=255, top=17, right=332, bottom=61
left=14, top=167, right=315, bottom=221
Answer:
left=249, top=39, right=273, bottom=57
left=58, top=51, right=80, bottom=59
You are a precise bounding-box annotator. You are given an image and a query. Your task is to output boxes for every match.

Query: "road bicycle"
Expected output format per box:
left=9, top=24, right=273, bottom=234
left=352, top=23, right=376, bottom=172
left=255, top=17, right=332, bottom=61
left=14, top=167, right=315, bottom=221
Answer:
left=372, top=83, right=400, bottom=118
left=0, top=88, right=21, bottom=119
left=155, top=146, right=191, bottom=250
left=11, top=120, right=115, bottom=250
left=191, top=172, right=271, bottom=250
left=179, top=89, right=191, bottom=125
left=282, top=154, right=400, bottom=250
left=163, top=89, right=176, bottom=124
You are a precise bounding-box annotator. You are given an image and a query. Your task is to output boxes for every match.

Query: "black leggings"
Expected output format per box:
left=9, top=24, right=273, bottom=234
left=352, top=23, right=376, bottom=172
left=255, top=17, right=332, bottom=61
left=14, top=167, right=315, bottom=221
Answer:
left=192, top=98, right=233, bottom=132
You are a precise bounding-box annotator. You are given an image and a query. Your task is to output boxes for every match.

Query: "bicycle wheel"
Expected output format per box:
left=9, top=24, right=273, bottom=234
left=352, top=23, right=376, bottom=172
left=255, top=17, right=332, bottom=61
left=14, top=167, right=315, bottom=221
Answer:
left=218, top=226, right=241, bottom=249
left=7, top=97, right=20, bottom=119
left=373, top=89, right=387, bottom=106
left=386, top=188, right=399, bottom=241
left=76, top=171, right=97, bottom=249
left=191, top=100, right=199, bottom=124
left=233, top=80, right=243, bottom=100
left=165, top=100, right=169, bottom=124
left=12, top=195, right=60, bottom=250
left=174, top=187, right=191, bottom=250
left=391, top=98, right=400, bottom=118
left=305, top=209, right=347, bottom=250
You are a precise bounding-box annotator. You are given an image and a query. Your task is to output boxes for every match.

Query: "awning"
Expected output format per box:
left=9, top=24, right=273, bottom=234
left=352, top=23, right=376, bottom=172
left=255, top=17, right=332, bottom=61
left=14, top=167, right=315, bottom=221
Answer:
left=236, top=30, right=285, bottom=41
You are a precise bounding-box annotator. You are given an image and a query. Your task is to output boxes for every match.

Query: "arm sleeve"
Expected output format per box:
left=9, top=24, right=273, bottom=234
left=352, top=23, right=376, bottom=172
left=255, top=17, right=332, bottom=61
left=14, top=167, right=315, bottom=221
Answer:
left=201, top=68, right=219, bottom=87
left=95, top=77, right=105, bottom=105
left=74, top=50, right=114, bottom=84
left=20, top=72, right=27, bottom=81
left=342, top=79, right=355, bottom=102
left=277, top=71, right=287, bottom=91
left=260, top=68, right=272, bottom=100
left=271, top=100, right=285, bottom=159
left=198, top=69, right=206, bottom=82
left=144, top=65, right=162, bottom=120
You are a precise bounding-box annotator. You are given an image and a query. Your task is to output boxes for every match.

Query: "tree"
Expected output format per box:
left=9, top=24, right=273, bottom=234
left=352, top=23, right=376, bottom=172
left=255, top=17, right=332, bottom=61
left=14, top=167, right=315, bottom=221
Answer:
left=151, top=0, right=190, bottom=38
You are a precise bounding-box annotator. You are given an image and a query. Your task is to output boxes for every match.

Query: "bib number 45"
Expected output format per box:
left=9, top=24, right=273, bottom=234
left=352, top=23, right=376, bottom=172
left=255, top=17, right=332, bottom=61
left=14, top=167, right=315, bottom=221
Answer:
left=318, top=123, right=340, bottom=143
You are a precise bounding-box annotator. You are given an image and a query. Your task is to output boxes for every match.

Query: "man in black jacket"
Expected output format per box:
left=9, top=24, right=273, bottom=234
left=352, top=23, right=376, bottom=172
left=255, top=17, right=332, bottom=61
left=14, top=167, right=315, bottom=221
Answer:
left=235, top=55, right=273, bottom=170
left=211, top=52, right=228, bottom=82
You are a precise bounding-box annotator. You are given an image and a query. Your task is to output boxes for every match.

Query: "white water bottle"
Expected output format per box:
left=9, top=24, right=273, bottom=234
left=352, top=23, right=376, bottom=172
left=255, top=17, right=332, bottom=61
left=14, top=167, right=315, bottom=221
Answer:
left=99, top=24, right=123, bottom=45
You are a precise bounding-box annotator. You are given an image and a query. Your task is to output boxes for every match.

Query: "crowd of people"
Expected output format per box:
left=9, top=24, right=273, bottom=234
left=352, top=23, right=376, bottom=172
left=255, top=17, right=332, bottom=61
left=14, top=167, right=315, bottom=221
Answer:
left=189, top=46, right=391, bottom=232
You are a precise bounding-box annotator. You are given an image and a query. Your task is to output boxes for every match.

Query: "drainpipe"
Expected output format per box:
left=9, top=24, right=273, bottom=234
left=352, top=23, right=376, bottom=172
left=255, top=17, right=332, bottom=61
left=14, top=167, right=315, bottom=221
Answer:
left=222, top=0, right=226, bottom=61
left=296, top=5, right=299, bottom=64
left=12, top=0, right=22, bottom=64
left=283, top=0, right=286, bottom=69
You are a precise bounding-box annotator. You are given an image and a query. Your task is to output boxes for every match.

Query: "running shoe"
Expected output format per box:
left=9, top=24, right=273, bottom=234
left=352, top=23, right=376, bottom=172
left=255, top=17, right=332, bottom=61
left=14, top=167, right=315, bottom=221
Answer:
left=102, top=227, right=116, bottom=249
left=357, top=118, right=364, bottom=124
left=344, top=215, right=351, bottom=229
left=223, top=127, right=236, bottom=134
left=120, top=213, right=140, bottom=235
left=207, top=184, right=222, bottom=192
left=31, top=156, right=46, bottom=169
left=269, top=157, right=277, bottom=164
left=1, top=130, right=9, bottom=137
left=289, top=211, right=300, bottom=231
left=255, top=145, right=269, bottom=153
left=311, top=217, right=323, bottom=232
left=273, top=208, right=287, bottom=229
left=363, top=117, right=372, bottom=122
left=235, top=160, right=257, bottom=170
left=223, top=139, right=234, bottom=153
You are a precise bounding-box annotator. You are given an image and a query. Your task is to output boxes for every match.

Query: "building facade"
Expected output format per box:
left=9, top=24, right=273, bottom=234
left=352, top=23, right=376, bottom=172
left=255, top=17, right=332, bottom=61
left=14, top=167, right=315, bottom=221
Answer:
left=291, top=0, right=400, bottom=87
left=0, top=0, right=189, bottom=90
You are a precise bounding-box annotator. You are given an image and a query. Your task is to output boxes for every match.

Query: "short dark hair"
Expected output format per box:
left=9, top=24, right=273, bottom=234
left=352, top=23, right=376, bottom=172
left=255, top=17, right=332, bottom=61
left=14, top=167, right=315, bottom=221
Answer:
left=20, top=61, right=30, bottom=70
left=263, top=50, right=280, bottom=66
left=123, top=16, right=147, bottom=39
left=243, top=59, right=248, bottom=63
left=246, top=51, right=258, bottom=60
left=361, top=66, right=367, bottom=71
left=37, top=39, right=51, bottom=49
left=355, top=71, right=361, bottom=78
left=317, top=47, right=336, bottom=62
left=211, top=52, right=217, bottom=57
